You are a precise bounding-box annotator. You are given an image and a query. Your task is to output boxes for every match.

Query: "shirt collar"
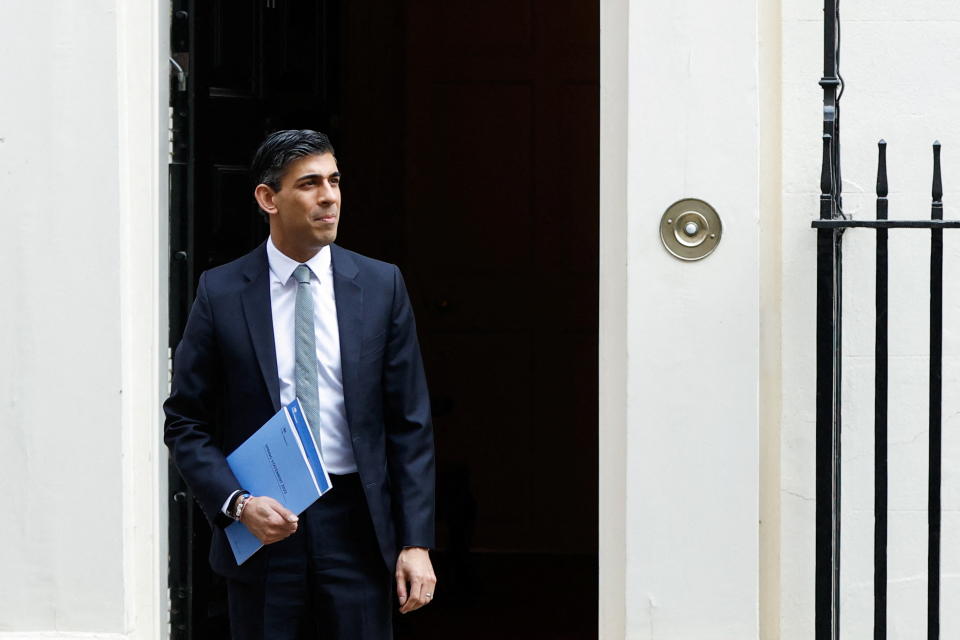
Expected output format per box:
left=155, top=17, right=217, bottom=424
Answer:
left=266, top=236, right=332, bottom=285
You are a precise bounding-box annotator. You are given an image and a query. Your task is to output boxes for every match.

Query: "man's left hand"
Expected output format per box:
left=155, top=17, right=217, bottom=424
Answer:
left=396, top=547, right=437, bottom=614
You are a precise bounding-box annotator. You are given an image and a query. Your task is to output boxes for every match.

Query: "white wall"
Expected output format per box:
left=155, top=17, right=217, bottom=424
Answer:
left=601, top=0, right=761, bottom=637
left=15, top=0, right=960, bottom=637
left=0, top=1, right=167, bottom=637
left=0, top=1, right=124, bottom=631
left=780, top=1, right=960, bottom=638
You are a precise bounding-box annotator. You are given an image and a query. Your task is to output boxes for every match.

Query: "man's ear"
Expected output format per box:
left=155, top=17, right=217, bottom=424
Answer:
left=254, top=183, right=278, bottom=215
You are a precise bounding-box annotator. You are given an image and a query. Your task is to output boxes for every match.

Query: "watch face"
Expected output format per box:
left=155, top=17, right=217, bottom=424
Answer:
left=232, top=494, right=249, bottom=519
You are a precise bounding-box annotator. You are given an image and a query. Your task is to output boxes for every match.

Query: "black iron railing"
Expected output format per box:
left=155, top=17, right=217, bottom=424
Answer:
left=812, top=2, right=954, bottom=638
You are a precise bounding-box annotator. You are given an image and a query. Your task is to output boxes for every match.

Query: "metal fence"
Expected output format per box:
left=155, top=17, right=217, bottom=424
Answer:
left=813, top=2, right=953, bottom=637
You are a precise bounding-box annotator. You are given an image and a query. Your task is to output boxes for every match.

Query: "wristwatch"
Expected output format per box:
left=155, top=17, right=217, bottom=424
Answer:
left=227, top=491, right=250, bottom=521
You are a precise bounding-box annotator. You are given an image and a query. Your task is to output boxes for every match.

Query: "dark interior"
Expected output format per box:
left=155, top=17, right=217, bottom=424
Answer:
left=168, top=1, right=598, bottom=637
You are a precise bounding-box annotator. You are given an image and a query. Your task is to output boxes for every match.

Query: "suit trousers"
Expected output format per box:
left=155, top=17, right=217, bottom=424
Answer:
left=226, top=473, right=393, bottom=640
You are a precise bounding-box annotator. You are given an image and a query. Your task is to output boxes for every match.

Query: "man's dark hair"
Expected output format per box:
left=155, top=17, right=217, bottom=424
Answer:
left=251, top=129, right=335, bottom=191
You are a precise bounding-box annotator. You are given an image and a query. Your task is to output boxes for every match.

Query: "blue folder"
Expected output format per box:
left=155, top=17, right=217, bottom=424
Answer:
left=224, top=399, right=331, bottom=564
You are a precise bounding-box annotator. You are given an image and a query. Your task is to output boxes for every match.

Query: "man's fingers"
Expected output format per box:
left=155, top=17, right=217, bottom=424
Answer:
left=400, top=578, right=424, bottom=613
left=409, top=576, right=437, bottom=612
left=395, top=549, right=437, bottom=614
left=274, top=505, right=298, bottom=523
left=423, top=576, right=437, bottom=606
left=266, top=510, right=296, bottom=528
left=244, top=496, right=297, bottom=544
left=266, top=513, right=297, bottom=541
left=262, top=497, right=298, bottom=523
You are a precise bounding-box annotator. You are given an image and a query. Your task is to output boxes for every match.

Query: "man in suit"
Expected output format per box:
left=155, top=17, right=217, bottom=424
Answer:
left=164, top=129, right=436, bottom=639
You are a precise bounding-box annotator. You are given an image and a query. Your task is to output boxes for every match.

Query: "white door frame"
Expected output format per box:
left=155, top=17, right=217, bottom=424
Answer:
left=599, top=0, right=763, bottom=637
left=118, top=0, right=170, bottom=638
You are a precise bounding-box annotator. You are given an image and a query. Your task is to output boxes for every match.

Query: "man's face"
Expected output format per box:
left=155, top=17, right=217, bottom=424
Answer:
left=263, top=152, right=341, bottom=253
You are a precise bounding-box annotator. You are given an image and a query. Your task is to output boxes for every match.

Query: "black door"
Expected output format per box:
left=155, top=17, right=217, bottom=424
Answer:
left=169, top=2, right=598, bottom=638
left=169, top=1, right=342, bottom=637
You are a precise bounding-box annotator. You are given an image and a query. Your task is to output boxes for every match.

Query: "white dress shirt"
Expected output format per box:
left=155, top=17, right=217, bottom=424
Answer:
left=222, top=238, right=356, bottom=516
left=266, top=236, right=356, bottom=474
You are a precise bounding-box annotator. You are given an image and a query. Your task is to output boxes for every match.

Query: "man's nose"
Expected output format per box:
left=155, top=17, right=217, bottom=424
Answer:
left=317, top=181, right=336, bottom=203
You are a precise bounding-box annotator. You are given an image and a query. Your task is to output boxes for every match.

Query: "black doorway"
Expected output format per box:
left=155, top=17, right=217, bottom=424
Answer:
left=168, top=2, right=598, bottom=638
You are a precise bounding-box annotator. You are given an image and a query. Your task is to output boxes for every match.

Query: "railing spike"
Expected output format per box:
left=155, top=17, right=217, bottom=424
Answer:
left=877, top=140, right=888, bottom=198
left=933, top=141, right=943, bottom=203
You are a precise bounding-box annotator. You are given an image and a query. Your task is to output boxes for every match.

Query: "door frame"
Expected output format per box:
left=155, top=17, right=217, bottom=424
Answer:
left=598, top=0, right=628, bottom=637
left=118, top=0, right=170, bottom=638
left=140, top=1, right=627, bottom=638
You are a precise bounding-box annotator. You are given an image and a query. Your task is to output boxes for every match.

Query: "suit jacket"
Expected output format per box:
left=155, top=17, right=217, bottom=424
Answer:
left=163, top=242, right=435, bottom=582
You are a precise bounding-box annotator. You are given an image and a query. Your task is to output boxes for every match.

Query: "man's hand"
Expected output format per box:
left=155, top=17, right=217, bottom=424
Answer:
left=238, top=495, right=298, bottom=544
left=396, top=547, right=437, bottom=614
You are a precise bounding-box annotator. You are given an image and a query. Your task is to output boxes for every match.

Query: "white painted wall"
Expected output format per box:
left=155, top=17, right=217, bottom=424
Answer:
left=0, top=1, right=125, bottom=631
left=780, top=1, right=960, bottom=638
left=0, top=1, right=167, bottom=637
left=9, top=0, right=957, bottom=638
left=608, top=0, right=960, bottom=636
left=601, top=0, right=761, bottom=637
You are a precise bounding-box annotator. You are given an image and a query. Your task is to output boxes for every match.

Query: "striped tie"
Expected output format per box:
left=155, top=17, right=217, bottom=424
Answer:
left=293, top=264, right=322, bottom=447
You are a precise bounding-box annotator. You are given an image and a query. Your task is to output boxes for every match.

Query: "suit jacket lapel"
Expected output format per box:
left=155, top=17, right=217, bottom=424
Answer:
left=331, top=243, right=362, bottom=429
left=240, top=243, right=281, bottom=412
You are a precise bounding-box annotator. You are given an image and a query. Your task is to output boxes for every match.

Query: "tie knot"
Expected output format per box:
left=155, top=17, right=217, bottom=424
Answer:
left=293, top=264, right=312, bottom=285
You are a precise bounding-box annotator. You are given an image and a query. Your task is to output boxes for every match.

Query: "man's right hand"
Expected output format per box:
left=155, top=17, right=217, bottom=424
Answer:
left=239, top=496, right=299, bottom=544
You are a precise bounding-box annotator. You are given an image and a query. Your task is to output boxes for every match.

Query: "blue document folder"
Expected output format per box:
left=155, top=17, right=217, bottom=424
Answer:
left=225, top=399, right=331, bottom=564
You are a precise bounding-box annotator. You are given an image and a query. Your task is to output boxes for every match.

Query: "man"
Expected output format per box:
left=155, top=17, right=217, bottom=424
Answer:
left=164, top=129, right=436, bottom=639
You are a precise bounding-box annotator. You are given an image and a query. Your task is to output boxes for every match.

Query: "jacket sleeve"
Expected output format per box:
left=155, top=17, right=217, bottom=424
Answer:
left=383, top=265, right=436, bottom=548
left=163, top=271, right=240, bottom=528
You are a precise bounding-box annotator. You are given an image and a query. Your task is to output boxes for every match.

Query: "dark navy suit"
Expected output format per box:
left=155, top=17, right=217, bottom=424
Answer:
left=164, top=242, right=435, bottom=635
